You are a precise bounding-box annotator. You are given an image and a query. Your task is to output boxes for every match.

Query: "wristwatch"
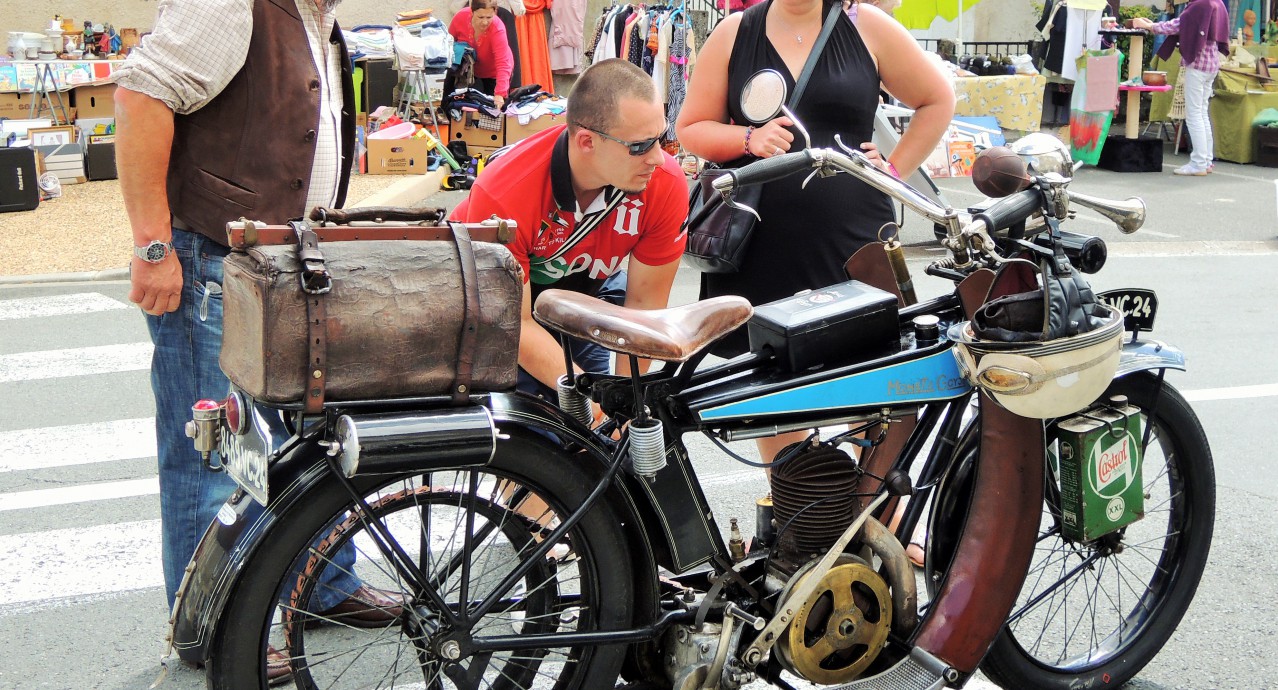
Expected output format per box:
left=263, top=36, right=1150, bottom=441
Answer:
left=134, top=240, right=175, bottom=263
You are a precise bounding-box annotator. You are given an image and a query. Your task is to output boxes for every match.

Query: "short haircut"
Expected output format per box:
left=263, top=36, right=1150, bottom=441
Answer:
left=567, top=58, right=658, bottom=133
left=469, top=0, right=496, bottom=11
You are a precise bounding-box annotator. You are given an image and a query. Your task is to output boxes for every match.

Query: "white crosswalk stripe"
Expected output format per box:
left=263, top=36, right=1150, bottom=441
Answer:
left=0, top=292, right=131, bottom=321
left=0, top=342, right=153, bottom=383
left=0, top=417, right=156, bottom=473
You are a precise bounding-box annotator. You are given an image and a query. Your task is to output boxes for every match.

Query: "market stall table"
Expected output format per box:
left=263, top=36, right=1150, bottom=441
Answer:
left=952, top=73, right=1046, bottom=136
left=1149, top=49, right=1278, bottom=164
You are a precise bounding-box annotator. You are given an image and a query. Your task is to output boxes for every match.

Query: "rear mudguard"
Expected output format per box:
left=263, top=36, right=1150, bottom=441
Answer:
left=167, top=392, right=669, bottom=664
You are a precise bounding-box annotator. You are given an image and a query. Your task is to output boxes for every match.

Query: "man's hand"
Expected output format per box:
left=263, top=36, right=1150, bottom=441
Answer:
left=130, top=254, right=183, bottom=315
left=494, top=94, right=506, bottom=110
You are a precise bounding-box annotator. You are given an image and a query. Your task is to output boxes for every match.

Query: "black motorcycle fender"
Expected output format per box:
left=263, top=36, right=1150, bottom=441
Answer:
left=168, top=392, right=666, bottom=664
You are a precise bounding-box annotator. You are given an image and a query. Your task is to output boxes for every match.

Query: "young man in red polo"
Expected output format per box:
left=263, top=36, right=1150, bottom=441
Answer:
left=452, top=58, right=688, bottom=407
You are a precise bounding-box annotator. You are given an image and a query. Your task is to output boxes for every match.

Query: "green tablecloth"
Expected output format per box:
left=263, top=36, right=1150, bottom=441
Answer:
left=1211, top=89, right=1278, bottom=163
left=1148, top=48, right=1278, bottom=163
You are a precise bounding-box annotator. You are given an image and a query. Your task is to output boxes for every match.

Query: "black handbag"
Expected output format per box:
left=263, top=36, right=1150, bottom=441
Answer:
left=681, top=4, right=841, bottom=273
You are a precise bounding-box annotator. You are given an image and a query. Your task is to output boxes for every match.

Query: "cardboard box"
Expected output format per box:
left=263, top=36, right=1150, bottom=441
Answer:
left=366, top=137, right=430, bottom=174
left=0, top=92, right=35, bottom=119
left=452, top=116, right=503, bottom=154
left=72, top=84, right=116, bottom=119
left=35, top=141, right=86, bottom=184
left=504, top=113, right=564, bottom=145
left=86, top=141, right=117, bottom=181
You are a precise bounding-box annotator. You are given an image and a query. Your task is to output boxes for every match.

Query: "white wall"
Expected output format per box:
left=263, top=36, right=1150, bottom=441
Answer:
left=0, top=1, right=452, bottom=36
left=907, top=0, right=1041, bottom=44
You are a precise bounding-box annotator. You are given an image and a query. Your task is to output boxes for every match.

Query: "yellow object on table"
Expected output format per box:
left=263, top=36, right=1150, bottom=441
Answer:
left=952, top=74, right=1047, bottom=135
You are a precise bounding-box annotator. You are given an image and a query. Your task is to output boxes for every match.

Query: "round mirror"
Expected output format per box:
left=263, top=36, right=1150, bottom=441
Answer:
left=739, top=69, right=788, bottom=125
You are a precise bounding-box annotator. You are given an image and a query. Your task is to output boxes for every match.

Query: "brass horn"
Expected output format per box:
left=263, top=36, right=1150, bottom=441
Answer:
left=1066, top=190, right=1146, bottom=235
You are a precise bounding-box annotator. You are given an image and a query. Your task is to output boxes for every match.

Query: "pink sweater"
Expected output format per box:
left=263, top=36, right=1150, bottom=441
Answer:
left=449, top=8, right=514, bottom=96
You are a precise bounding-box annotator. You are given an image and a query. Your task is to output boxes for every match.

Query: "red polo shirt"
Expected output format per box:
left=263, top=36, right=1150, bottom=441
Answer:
left=451, top=125, right=688, bottom=302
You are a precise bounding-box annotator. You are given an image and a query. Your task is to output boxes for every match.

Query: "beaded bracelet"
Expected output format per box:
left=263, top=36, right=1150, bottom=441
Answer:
left=743, top=126, right=754, bottom=156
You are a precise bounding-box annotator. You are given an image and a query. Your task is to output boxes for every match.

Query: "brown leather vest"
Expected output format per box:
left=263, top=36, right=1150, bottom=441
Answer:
left=167, top=0, right=355, bottom=244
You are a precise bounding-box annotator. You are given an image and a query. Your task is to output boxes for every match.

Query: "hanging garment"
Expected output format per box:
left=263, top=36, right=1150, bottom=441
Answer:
left=517, top=0, right=556, bottom=93
left=1069, top=48, right=1124, bottom=165
left=1058, top=7, right=1104, bottom=81
left=550, top=0, right=586, bottom=72
left=498, top=7, right=523, bottom=89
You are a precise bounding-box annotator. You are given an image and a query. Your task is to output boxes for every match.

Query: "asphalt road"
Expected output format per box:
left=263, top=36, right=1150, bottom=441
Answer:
left=0, top=154, right=1275, bottom=689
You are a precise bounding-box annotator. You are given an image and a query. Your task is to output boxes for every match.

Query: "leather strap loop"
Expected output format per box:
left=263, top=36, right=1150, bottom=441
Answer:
left=449, top=221, right=480, bottom=406
left=292, top=221, right=330, bottom=414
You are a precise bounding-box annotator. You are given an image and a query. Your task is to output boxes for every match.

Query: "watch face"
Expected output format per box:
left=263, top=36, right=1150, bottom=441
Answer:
left=140, top=241, right=170, bottom=263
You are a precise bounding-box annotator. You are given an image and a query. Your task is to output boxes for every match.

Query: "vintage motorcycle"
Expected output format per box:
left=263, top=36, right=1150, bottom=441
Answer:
left=164, top=75, right=1214, bottom=690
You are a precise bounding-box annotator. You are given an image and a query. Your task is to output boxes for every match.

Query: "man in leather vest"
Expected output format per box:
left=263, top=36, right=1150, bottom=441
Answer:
left=115, top=1, right=398, bottom=677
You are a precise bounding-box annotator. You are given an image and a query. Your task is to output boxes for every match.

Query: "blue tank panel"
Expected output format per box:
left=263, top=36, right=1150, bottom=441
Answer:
left=697, top=348, right=973, bottom=421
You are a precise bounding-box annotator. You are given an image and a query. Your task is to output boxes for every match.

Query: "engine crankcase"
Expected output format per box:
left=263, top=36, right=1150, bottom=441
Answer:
left=775, top=556, right=893, bottom=684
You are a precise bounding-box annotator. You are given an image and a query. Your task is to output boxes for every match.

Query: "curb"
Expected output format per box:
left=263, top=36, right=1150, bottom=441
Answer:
left=0, top=171, right=452, bottom=288
left=0, top=267, right=130, bottom=285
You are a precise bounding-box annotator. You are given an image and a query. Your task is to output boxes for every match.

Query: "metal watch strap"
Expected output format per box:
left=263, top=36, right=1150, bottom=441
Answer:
left=292, top=220, right=330, bottom=414
left=134, top=240, right=174, bottom=263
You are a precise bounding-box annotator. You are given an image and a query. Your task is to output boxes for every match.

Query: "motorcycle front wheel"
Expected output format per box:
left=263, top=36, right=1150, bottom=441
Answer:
left=978, top=372, right=1216, bottom=690
left=208, top=428, right=635, bottom=689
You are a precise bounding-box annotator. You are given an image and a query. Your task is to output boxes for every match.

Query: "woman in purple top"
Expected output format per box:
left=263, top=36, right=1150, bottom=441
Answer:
left=1128, top=0, right=1230, bottom=175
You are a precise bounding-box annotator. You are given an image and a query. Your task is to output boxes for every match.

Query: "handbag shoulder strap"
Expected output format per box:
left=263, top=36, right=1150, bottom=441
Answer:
left=789, top=3, right=842, bottom=108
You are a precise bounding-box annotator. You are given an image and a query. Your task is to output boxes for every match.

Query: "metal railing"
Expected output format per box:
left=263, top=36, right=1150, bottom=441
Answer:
left=916, top=39, right=1038, bottom=58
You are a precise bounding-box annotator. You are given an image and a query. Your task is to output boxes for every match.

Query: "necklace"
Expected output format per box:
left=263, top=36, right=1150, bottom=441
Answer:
left=772, top=14, right=814, bottom=44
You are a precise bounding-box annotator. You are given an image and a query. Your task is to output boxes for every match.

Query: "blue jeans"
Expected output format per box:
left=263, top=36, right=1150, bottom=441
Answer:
left=516, top=272, right=627, bottom=399
left=147, top=229, right=358, bottom=611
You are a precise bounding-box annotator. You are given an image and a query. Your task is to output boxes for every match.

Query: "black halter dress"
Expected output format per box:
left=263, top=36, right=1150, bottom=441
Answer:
left=702, top=0, right=894, bottom=357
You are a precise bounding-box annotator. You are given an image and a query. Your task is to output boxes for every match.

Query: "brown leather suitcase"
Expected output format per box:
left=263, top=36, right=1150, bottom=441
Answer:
left=220, top=216, right=523, bottom=408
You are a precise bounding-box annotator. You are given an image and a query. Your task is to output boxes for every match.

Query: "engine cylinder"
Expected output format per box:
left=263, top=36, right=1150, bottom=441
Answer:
left=769, top=443, right=862, bottom=557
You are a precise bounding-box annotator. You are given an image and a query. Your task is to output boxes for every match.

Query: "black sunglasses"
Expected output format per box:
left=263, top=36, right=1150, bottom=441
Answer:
left=573, top=122, right=661, bottom=156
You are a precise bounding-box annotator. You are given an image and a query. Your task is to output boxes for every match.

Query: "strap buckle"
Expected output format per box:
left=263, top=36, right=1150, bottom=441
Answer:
left=291, top=220, right=333, bottom=294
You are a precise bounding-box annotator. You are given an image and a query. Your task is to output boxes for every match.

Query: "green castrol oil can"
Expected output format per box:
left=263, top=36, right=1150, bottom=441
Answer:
left=1052, top=396, right=1144, bottom=542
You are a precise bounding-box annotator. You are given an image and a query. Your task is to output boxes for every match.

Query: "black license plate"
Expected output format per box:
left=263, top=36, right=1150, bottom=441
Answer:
left=222, top=407, right=274, bottom=506
left=1098, top=289, right=1157, bottom=333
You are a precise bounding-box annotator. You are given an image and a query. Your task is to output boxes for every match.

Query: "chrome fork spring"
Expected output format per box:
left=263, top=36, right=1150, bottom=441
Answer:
left=557, top=375, right=594, bottom=428
left=628, top=418, right=667, bottom=480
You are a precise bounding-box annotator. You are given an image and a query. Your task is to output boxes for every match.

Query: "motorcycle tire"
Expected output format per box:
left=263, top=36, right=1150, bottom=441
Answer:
left=930, top=372, right=1215, bottom=690
left=207, top=427, right=635, bottom=690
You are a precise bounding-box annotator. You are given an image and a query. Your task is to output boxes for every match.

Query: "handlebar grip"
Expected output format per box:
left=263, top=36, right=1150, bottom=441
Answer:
left=972, top=189, right=1043, bottom=234
left=713, top=150, right=814, bottom=192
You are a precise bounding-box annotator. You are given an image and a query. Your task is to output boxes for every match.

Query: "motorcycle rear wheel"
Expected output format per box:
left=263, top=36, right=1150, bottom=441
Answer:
left=972, top=372, right=1215, bottom=689
left=207, top=429, right=635, bottom=689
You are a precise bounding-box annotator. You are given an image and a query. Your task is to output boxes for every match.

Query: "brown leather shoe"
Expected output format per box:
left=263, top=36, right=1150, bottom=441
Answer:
left=266, top=644, right=292, bottom=686
left=310, top=584, right=407, bottom=629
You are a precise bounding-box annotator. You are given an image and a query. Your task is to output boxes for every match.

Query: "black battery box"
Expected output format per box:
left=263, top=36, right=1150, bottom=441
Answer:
left=747, top=280, right=900, bottom=372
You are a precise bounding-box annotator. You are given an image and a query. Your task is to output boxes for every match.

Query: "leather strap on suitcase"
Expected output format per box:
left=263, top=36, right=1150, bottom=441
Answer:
left=290, top=219, right=490, bottom=412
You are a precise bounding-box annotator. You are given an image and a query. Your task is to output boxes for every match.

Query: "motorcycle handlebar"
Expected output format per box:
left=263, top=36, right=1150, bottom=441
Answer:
left=972, top=189, right=1043, bottom=235
left=711, top=150, right=815, bottom=192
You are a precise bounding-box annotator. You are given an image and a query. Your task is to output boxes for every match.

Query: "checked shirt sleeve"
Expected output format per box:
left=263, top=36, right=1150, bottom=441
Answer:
left=112, top=0, right=253, bottom=115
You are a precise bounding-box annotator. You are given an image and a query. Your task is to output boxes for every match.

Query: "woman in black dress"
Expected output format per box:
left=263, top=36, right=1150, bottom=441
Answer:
left=676, top=0, right=953, bottom=463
